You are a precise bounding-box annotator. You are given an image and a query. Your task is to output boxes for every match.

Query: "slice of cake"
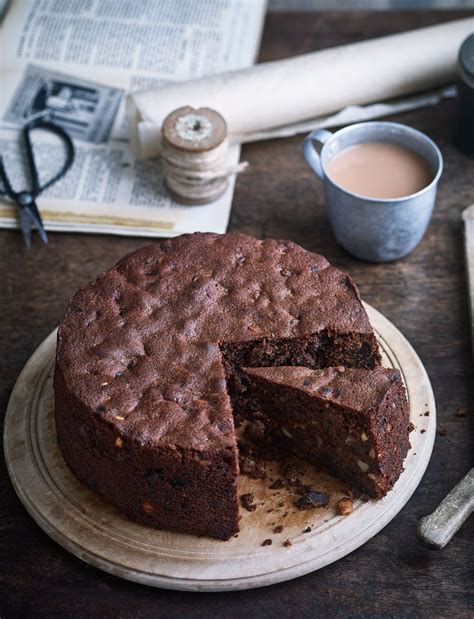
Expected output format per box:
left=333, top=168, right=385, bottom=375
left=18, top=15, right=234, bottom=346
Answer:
left=244, top=366, right=410, bottom=498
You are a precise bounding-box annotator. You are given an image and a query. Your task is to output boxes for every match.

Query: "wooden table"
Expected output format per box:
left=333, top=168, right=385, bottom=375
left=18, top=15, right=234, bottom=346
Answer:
left=1, top=10, right=473, bottom=618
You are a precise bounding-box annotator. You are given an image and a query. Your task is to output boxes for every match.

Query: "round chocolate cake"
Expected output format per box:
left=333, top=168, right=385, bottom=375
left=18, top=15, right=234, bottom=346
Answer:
left=55, top=232, right=390, bottom=540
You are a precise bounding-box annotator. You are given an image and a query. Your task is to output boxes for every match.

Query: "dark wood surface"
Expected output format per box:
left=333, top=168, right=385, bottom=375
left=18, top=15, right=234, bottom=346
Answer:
left=1, top=10, right=473, bottom=618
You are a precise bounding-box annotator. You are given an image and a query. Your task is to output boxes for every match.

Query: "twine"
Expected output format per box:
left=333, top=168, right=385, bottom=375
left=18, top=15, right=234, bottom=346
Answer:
left=161, top=133, right=248, bottom=204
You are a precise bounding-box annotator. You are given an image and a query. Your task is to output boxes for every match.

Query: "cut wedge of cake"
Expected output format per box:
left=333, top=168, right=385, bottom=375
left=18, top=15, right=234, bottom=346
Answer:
left=244, top=366, right=410, bottom=498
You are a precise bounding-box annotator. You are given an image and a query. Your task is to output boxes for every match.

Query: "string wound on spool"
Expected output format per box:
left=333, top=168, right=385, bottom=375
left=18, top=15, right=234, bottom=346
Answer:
left=161, top=106, right=248, bottom=206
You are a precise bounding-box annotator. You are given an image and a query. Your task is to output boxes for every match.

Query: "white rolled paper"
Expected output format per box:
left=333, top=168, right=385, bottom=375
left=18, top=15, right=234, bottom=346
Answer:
left=128, top=18, right=474, bottom=159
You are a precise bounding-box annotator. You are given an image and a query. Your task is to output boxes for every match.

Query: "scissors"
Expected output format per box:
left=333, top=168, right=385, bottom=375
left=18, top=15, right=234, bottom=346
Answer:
left=0, top=118, right=75, bottom=248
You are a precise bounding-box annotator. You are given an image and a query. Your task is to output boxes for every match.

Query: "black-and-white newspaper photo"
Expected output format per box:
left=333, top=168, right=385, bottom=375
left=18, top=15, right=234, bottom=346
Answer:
left=4, top=65, right=123, bottom=143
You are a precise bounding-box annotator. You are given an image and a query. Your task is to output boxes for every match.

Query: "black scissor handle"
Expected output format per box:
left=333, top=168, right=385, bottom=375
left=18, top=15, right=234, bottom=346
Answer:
left=23, top=118, right=75, bottom=195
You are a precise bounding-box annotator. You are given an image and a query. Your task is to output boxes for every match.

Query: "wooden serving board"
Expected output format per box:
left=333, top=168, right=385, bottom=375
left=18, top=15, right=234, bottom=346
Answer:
left=4, top=303, right=436, bottom=592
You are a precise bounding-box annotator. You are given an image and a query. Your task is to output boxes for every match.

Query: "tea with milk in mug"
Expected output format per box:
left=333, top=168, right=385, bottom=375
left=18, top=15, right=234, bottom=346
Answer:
left=326, top=142, right=433, bottom=200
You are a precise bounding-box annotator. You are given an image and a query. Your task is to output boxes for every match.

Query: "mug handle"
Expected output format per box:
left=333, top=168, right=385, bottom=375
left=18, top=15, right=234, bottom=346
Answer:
left=303, top=129, right=333, bottom=179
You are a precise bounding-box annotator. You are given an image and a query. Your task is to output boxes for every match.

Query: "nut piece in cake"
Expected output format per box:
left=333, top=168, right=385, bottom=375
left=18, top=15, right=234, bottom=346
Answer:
left=337, top=497, right=354, bottom=516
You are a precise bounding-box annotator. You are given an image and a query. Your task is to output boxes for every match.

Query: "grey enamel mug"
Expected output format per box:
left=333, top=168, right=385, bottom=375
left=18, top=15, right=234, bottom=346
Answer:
left=303, top=121, right=443, bottom=262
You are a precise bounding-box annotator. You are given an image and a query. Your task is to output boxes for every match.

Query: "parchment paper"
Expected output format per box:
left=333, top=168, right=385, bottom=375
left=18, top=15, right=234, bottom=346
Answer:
left=128, top=18, right=474, bottom=158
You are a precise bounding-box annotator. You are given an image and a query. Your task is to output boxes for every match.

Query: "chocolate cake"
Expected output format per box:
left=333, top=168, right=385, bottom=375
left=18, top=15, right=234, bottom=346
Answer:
left=54, top=232, right=383, bottom=540
left=244, top=366, right=410, bottom=498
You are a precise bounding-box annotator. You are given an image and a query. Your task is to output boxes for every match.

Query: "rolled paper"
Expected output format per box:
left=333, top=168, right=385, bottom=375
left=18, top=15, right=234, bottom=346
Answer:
left=128, top=17, right=474, bottom=159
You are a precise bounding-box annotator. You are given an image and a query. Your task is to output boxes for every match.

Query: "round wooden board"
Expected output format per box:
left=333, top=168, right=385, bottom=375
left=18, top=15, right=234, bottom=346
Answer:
left=4, top=303, right=436, bottom=592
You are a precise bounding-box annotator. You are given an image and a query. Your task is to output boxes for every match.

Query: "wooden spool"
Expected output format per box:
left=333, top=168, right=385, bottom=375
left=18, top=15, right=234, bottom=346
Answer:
left=161, top=106, right=229, bottom=205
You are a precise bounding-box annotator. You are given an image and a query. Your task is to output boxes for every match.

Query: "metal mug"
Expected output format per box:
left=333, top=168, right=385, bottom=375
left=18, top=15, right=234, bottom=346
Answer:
left=303, top=121, right=443, bottom=262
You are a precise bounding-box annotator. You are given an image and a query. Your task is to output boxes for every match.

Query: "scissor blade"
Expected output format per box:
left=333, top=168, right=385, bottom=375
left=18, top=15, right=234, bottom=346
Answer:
left=19, top=208, right=33, bottom=249
left=37, top=222, right=49, bottom=244
left=28, top=201, right=48, bottom=245
left=19, top=202, right=48, bottom=248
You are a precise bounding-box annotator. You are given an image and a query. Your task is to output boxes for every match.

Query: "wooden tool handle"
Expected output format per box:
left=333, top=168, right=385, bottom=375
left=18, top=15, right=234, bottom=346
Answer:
left=462, top=204, right=474, bottom=354
left=417, top=468, right=474, bottom=549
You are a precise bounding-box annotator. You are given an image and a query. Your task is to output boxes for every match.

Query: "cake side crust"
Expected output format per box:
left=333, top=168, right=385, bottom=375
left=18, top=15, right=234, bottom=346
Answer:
left=54, top=363, right=240, bottom=540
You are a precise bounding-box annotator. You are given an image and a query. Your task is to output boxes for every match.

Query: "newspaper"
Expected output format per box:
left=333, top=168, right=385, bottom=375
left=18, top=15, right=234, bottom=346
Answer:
left=0, top=0, right=266, bottom=238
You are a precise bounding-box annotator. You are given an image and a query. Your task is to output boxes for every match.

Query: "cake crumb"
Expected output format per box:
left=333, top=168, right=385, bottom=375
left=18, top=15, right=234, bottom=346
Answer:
left=279, top=461, right=298, bottom=478
left=240, top=456, right=266, bottom=479
left=261, top=538, right=273, bottom=546
left=302, top=526, right=312, bottom=533
left=240, top=493, right=257, bottom=512
left=421, top=429, right=426, bottom=434
left=283, top=539, right=292, bottom=547
left=294, top=489, right=329, bottom=510
left=273, top=525, right=284, bottom=534
left=337, top=497, right=353, bottom=516
left=269, top=479, right=284, bottom=490
left=424, top=411, right=430, bottom=416
left=437, top=427, right=448, bottom=437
